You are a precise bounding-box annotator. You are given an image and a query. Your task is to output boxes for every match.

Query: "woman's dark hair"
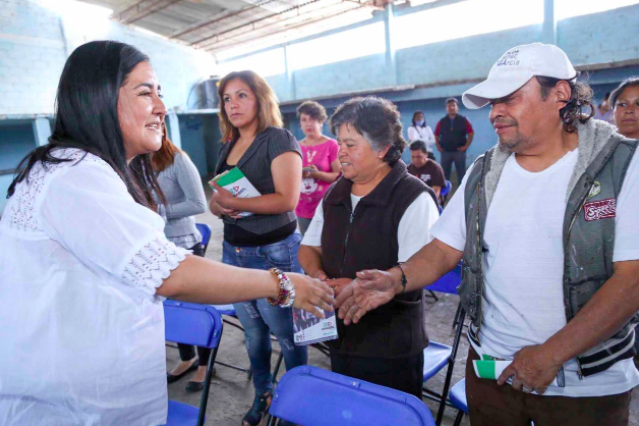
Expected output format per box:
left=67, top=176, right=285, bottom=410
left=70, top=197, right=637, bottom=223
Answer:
left=7, top=40, right=164, bottom=209
left=296, top=100, right=327, bottom=122
left=330, top=96, right=406, bottom=164
left=536, top=76, right=594, bottom=134
left=610, top=77, right=639, bottom=108
left=411, top=110, right=426, bottom=128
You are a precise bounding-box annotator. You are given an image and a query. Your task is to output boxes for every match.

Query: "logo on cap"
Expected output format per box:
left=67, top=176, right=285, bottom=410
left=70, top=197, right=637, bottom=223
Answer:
left=497, top=49, right=520, bottom=67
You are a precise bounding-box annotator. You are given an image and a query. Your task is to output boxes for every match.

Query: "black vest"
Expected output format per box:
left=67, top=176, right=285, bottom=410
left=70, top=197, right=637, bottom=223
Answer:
left=439, top=115, right=469, bottom=152
left=321, top=161, right=432, bottom=358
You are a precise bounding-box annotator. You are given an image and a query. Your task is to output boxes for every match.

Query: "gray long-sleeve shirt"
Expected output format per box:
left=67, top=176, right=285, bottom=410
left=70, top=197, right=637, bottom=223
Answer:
left=157, top=151, right=206, bottom=243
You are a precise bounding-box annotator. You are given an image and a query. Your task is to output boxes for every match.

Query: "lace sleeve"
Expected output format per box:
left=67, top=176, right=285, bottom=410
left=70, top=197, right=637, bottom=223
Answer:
left=121, top=237, right=190, bottom=296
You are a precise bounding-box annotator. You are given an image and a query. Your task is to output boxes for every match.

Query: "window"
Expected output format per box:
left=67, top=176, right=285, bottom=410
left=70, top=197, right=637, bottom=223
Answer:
left=217, top=48, right=286, bottom=78
left=286, top=22, right=386, bottom=71
left=556, top=0, right=639, bottom=19
left=394, top=0, right=544, bottom=50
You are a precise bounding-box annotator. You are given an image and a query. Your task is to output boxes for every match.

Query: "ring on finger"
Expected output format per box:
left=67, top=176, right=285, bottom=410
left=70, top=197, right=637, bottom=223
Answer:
left=522, top=386, right=534, bottom=393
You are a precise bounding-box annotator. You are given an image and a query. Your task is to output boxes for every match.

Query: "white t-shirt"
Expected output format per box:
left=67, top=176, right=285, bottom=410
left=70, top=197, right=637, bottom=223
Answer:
left=0, top=148, right=189, bottom=425
left=431, top=148, right=639, bottom=397
left=408, top=126, right=436, bottom=152
left=302, top=193, right=438, bottom=262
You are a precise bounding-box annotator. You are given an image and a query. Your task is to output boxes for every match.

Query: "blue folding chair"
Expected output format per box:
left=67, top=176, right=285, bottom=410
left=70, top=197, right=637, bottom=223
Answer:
left=421, top=277, right=466, bottom=426
left=267, top=366, right=436, bottom=426
left=449, top=379, right=467, bottom=426
left=195, top=223, right=211, bottom=254
left=163, top=300, right=222, bottom=426
left=440, top=180, right=453, bottom=204
left=425, top=262, right=464, bottom=329
left=209, top=303, right=253, bottom=377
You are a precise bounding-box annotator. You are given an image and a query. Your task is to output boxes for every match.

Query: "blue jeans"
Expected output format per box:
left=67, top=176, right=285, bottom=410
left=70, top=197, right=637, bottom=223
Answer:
left=441, top=150, right=467, bottom=182
left=222, top=232, right=307, bottom=395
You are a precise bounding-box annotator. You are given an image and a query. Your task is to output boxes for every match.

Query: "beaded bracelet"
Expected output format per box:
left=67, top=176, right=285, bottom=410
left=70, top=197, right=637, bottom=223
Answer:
left=267, top=267, right=296, bottom=308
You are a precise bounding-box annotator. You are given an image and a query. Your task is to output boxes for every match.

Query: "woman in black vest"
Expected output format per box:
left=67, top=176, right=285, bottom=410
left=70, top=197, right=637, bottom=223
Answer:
left=298, top=96, right=440, bottom=398
left=209, top=71, right=305, bottom=426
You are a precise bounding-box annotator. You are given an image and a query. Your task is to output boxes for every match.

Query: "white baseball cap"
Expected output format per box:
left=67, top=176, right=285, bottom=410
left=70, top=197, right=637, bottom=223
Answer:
left=462, top=43, right=578, bottom=109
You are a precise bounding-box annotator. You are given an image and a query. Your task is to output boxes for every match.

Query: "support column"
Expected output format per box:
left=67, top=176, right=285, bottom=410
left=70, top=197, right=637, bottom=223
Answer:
left=284, top=45, right=296, bottom=101
left=383, top=3, right=397, bottom=86
left=166, top=110, right=182, bottom=149
left=542, top=0, right=557, bottom=45
left=33, top=117, right=52, bottom=147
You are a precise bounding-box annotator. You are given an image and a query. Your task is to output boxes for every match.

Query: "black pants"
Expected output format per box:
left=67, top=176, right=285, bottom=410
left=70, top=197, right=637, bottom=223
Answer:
left=177, top=242, right=212, bottom=367
left=329, top=349, right=424, bottom=399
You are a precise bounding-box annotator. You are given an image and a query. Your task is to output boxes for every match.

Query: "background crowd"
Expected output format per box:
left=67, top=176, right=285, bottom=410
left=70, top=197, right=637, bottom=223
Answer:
left=1, top=39, right=639, bottom=426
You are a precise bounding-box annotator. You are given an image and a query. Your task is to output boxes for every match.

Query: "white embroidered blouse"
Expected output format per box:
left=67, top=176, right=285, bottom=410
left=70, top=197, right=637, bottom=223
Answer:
left=0, top=148, right=189, bottom=426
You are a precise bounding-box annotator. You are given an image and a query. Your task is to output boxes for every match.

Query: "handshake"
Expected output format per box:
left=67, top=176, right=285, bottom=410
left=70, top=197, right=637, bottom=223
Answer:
left=306, top=268, right=399, bottom=326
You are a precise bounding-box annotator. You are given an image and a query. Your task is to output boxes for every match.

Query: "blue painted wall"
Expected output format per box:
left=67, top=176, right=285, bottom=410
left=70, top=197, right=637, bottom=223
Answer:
left=0, top=122, right=37, bottom=171
left=256, top=4, right=639, bottom=104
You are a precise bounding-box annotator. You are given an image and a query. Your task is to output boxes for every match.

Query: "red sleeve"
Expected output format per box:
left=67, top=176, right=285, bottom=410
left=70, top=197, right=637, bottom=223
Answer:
left=434, top=121, right=441, bottom=136
left=466, top=118, right=474, bottom=134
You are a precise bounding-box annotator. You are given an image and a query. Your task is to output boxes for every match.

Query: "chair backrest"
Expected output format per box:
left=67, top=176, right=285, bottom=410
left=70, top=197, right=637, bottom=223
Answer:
left=426, top=262, right=462, bottom=295
left=440, top=180, right=452, bottom=197
left=164, top=300, right=222, bottom=349
left=195, top=223, right=212, bottom=252
left=270, top=366, right=436, bottom=426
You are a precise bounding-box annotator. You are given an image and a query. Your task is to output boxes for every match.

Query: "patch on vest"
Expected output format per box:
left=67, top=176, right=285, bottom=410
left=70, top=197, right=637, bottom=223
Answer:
left=584, top=198, right=616, bottom=221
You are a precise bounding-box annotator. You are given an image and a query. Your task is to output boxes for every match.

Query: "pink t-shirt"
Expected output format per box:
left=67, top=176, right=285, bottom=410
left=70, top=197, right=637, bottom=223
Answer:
left=296, top=138, right=339, bottom=219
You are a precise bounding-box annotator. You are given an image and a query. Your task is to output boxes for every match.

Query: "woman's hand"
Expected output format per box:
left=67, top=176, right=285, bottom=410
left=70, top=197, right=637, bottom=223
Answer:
left=209, top=181, right=238, bottom=210
left=209, top=198, right=234, bottom=218
left=303, top=164, right=318, bottom=179
left=288, top=272, right=334, bottom=318
left=327, top=278, right=354, bottom=297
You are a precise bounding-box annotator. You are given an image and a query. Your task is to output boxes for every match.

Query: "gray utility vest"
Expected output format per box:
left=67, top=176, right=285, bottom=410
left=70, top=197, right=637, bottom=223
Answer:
left=459, top=119, right=638, bottom=377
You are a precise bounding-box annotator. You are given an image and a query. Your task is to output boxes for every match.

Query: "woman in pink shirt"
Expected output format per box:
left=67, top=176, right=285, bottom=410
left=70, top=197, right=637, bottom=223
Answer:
left=296, top=101, right=340, bottom=234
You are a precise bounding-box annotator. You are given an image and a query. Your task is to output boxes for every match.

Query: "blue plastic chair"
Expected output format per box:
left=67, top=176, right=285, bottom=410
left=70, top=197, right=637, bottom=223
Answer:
left=440, top=180, right=453, bottom=199
left=267, top=366, right=436, bottom=426
left=195, top=223, right=211, bottom=254
left=421, top=301, right=466, bottom=425
left=209, top=303, right=253, bottom=377
left=449, top=379, right=467, bottom=426
left=425, top=262, right=464, bottom=327
left=162, top=300, right=223, bottom=426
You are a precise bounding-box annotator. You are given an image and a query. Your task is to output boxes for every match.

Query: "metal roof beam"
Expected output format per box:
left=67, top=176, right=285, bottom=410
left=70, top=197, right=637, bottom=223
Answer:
left=204, top=2, right=366, bottom=53
left=170, top=0, right=278, bottom=40
left=189, top=0, right=325, bottom=46
left=116, top=0, right=183, bottom=24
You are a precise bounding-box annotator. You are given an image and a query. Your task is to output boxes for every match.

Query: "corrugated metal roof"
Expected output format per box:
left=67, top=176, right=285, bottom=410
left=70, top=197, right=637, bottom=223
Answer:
left=77, top=0, right=397, bottom=58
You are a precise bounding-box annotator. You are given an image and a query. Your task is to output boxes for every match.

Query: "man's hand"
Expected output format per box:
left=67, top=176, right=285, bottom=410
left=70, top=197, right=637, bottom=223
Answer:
left=335, top=269, right=397, bottom=325
left=497, top=344, right=563, bottom=395
left=436, top=144, right=443, bottom=153
left=457, top=145, right=469, bottom=153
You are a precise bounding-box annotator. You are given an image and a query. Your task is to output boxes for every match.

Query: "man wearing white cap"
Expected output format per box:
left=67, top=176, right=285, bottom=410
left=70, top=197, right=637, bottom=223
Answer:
left=335, top=43, right=639, bottom=425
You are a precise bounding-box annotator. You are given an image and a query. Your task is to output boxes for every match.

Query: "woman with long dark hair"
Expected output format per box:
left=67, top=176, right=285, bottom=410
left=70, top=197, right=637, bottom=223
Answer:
left=209, top=70, right=304, bottom=426
left=0, top=41, right=333, bottom=426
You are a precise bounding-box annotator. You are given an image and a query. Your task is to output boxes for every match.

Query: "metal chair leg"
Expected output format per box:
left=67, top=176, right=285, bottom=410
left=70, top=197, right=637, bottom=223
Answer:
left=425, top=290, right=439, bottom=301
left=272, top=352, right=284, bottom=383
left=453, top=410, right=464, bottom=426
left=452, top=302, right=463, bottom=329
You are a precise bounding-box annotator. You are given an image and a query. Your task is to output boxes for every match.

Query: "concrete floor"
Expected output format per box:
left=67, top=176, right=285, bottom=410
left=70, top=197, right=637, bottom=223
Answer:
left=166, top=201, right=639, bottom=426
